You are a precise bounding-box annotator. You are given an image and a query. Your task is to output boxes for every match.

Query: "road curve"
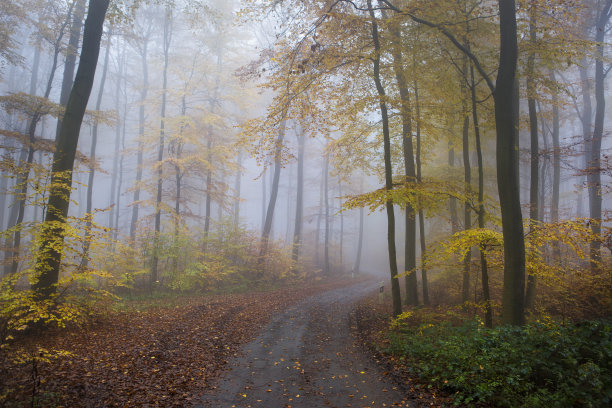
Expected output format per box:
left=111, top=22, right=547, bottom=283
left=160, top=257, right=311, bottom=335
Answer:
left=198, top=280, right=416, bottom=408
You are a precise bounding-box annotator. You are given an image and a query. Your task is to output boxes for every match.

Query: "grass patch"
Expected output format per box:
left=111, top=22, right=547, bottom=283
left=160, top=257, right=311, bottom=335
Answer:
left=387, top=318, right=612, bottom=407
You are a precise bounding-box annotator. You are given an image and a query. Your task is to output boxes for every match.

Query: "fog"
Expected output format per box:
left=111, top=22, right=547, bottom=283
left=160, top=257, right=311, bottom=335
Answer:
left=0, top=0, right=610, bottom=294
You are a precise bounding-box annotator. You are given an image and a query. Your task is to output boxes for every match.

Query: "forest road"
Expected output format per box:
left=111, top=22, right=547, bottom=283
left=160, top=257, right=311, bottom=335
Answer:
left=198, top=280, right=416, bottom=408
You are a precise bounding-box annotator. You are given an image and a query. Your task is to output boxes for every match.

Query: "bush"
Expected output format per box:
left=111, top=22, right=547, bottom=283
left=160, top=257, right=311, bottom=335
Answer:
left=387, top=319, right=612, bottom=407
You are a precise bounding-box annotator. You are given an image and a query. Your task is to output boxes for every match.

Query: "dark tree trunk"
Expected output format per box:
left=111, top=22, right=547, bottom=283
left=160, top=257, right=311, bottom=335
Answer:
left=80, top=30, right=111, bottom=269
left=369, top=0, right=401, bottom=316
left=414, top=77, right=429, bottom=305
left=495, top=0, right=526, bottom=326
left=448, top=144, right=459, bottom=233
left=56, top=0, right=86, bottom=143
left=151, top=10, right=172, bottom=288
left=589, top=0, right=612, bottom=272
left=260, top=120, right=287, bottom=263
left=324, top=152, right=330, bottom=276
left=233, top=150, right=242, bottom=226
left=470, top=64, right=492, bottom=327
left=389, top=19, right=417, bottom=306
left=525, top=7, right=538, bottom=308
left=291, top=128, right=305, bottom=268
left=461, top=60, right=472, bottom=304
left=550, top=70, right=560, bottom=258
left=315, top=164, right=324, bottom=267
left=129, top=28, right=150, bottom=240
left=110, top=39, right=126, bottom=233
left=33, top=0, right=110, bottom=299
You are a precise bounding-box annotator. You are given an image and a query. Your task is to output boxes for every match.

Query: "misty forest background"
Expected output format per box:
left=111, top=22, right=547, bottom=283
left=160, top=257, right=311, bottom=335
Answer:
left=0, top=1, right=611, bottom=404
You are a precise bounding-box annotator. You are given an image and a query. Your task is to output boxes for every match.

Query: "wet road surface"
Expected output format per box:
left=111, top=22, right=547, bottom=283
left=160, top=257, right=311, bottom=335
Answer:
left=199, top=281, right=416, bottom=407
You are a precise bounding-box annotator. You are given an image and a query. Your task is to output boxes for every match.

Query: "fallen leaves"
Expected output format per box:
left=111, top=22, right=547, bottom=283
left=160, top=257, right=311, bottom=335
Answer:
left=0, top=280, right=351, bottom=407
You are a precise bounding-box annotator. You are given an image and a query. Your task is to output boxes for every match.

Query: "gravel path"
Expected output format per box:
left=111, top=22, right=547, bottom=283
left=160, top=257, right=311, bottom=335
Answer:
left=199, top=280, right=416, bottom=407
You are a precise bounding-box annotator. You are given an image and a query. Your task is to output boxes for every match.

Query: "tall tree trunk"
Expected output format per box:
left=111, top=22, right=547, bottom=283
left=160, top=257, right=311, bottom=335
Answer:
left=550, top=70, right=560, bottom=259
left=389, top=19, right=417, bottom=306
left=109, top=39, right=125, bottom=233
left=578, top=62, right=592, bottom=220
left=151, top=9, right=172, bottom=288
left=33, top=0, right=110, bottom=300
left=414, top=77, right=429, bottom=305
left=260, top=119, right=287, bottom=265
left=323, top=151, right=330, bottom=276
left=368, top=0, right=401, bottom=316
left=588, top=0, right=612, bottom=272
left=353, top=178, right=364, bottom=276
left=461, top=58, right=472, bottom=304
left=525, top=6, right=539, bottom=308
left=114, top=90, right=127, bottom=242
left=315, top=163, right=324, bottom=267
left=291, top=128, right=305, bottom=268
left=448, top=143, right=459, bottom=233
left=339, top=180, right=344, bottom=269
left=129, top=29, right=150, bottom=240
left=470, top=64, right=492, bottom=327
left=496, top=0, right=526, bottom=326
left=233, top=150, right=242, bottom=226
left=56, top=0, right=86, bottom=143
left=80, top=30, right=111, bottom=269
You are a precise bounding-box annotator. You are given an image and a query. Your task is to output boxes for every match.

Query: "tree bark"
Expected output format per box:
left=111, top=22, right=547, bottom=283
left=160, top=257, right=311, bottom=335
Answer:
left=588, top=0, right=612, bottom=272
left=33, top=0, right=110, bottom=299
left=291, top=128, right=305, bottom=268
left=369, top=0, right=401, bottom=316
left=260, top=119, right=287, bottom=264
left=151, top=9, right=172, bottom=288
left=80, top=29, right=111, bottom=269
left=414, top=77, right=429, bottom=305
left=470, top=64, right=492, bottom=327
left=324, top=151, right=330, bottom=276
left=495, top=0, right=526, bottom=326
left=129, top=25, right=151, bottom=240
left=389, top=19, right=417, bottom=306
left=525, top=6, right=538, bottom=309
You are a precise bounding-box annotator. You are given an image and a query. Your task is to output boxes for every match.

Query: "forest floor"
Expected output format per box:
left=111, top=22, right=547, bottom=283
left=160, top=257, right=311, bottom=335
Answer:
left=1, top=277, right=452, bottom=407
left=1, top=278, right=362, bottom=407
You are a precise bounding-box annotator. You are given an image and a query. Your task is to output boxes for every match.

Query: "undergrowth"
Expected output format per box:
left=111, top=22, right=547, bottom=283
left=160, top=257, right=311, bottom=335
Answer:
left=387, top=318, right=612, bottom=407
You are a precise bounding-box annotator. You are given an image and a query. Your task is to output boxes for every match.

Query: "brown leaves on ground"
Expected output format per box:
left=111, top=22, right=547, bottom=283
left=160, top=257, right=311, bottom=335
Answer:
left=0, top=280, right=350, bottom=407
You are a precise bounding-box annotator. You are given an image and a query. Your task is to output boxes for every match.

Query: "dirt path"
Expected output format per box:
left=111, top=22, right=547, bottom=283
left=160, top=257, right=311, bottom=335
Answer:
left=199, top=281, right=416, bottom=407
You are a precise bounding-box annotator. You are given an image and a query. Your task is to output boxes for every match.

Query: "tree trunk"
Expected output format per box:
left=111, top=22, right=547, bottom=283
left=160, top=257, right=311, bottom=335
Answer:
left=260, top=119, right=287, bottom=264
left=353, top=180, right=364, bottom=275
left=550, top=70, right=560, bottom=258
left=324, top=151, right=330, bottom=276
left=588, top=0, right=612, bottom=272
left=151, top=9, right=172, bottom=288
left=291, top=128, right=305, bottom=268
left=368, top=0, right=401, bottom=316
left=525, top=6, right=538, bottom=309
left=80, top=30, right=111, bottom=270
left=233, top=150, right=242, bottom=226
left=129, top=29, right=150, bottom=240
left=470, top=64, right=492, bottom=327
left=414, top=77, right=429, bottom=305
left=56, top=0, right=86, bottom=143
left=33, top=0, right=110, bottom=300
left=461, top=59, right=472, bottom=304
left=495, top=0, right=526, bottom=326
left=448, top=143, right=459, bottom=233
left=109, top=39, right=125, bottom=233
left=389, top=19, right=417, bottom=306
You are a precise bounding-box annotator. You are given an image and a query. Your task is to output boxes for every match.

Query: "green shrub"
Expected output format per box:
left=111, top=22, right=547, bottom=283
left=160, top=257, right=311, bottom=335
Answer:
left=387, top=319, right=612, bottom=407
